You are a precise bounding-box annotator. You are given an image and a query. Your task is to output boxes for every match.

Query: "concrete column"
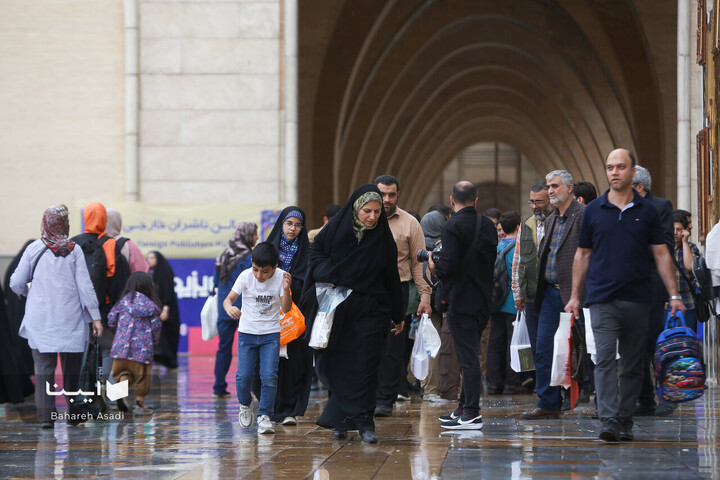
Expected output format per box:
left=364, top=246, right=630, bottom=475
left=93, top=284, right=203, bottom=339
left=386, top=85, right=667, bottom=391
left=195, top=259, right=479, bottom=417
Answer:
left=124, top=0, right=139, bottom=201
left=283, top=0, right=298, bottom=203
left=677, top=0, right=692, bottom=210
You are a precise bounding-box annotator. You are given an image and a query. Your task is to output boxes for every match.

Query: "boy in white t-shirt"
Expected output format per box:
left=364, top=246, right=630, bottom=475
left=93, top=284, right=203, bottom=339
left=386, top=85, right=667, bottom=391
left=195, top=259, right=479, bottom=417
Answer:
left=223, top=242, right=291, bottom=434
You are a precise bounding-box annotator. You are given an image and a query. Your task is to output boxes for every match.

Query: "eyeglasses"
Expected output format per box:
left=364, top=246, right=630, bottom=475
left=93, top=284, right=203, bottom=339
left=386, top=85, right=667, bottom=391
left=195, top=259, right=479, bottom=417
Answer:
left=283, top=221, right=303, bottom=230
left=527, top=200, right=548, bottom=206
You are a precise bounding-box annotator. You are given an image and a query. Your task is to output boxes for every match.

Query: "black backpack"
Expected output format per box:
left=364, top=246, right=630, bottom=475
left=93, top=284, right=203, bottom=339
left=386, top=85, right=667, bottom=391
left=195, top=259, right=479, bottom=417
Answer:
left=692, top=255, right=718, bottom=323
left=72, top=233, right=110, bottom=318
left=490, top=241, right=514, bottom=311
left=108, top=237, right=132, bottom=306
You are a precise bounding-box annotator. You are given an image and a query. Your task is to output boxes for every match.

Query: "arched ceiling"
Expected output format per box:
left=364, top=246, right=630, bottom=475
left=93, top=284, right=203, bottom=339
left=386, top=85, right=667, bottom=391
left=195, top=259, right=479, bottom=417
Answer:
left=298, top=0, right=677, bottom=219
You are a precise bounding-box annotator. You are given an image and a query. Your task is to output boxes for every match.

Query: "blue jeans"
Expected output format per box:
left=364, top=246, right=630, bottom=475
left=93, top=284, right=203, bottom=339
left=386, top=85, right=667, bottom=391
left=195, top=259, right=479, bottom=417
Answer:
left=535, top=287, right=564, bottom=410
left=236, top=332, right=280, bottom=416
left=213, top=319, right=239, bottom=395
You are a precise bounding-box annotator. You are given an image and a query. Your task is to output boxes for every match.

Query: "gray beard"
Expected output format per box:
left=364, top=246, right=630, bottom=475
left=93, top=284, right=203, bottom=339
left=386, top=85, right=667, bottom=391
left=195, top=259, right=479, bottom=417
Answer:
left=534, top=211, right=548, bottom=222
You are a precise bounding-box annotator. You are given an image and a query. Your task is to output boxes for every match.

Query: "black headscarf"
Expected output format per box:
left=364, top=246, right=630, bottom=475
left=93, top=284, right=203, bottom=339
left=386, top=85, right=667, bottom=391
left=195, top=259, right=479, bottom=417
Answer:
left=149, top=251, right=180, bottom=368
left=149, top=251, right=177, bottom=309
left=266, top=206, right=310, bottom=283
left=301, top=184, right=403, bottom=324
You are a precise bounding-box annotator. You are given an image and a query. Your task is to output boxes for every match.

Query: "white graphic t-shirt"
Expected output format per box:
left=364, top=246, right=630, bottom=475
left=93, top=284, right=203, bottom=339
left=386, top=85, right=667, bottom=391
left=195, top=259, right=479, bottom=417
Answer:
left=231, top=268, right=286, bottom=335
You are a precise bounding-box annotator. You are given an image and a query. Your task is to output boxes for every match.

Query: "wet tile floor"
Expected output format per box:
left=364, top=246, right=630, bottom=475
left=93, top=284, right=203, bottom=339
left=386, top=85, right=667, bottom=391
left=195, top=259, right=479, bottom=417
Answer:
left=1, top=355, right=720, bottom=479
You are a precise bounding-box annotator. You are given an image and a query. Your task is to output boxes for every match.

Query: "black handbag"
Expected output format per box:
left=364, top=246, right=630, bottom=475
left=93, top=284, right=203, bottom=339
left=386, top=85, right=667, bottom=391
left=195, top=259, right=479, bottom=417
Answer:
left=75, top=334, right=102, bottom=416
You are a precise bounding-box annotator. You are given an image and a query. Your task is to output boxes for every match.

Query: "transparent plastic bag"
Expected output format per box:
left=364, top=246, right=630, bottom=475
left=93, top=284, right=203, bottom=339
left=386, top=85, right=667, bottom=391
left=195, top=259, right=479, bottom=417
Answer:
left=420, top=314, right=441, bottom=358
left=200, top=294, right=218, bottom=341
left=510, top=311, right=534, bottom=372
left=411, top=321, right=429, bottom=380
left=308, top=283, right=353, bottom=349
left=550, top=312, right=572, bottom=388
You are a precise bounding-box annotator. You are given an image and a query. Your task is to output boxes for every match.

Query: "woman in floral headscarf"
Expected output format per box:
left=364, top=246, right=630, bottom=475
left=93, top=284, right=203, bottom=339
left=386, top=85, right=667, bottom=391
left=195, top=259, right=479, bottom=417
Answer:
left=299, top=185, right=403, bottom=443
left=10, top=205, right=102, bottom=428
left=212, top=222, right=258, bottom=398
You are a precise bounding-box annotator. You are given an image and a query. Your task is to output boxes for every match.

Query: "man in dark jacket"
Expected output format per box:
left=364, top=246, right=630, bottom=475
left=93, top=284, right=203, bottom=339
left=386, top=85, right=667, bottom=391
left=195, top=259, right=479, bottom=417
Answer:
left=632, top=165, right=675, bottom=416
left=522, top=170, right=585, bottom=419
left=512, top=182, right=554, bottom=356
left=429, top=181, right=497, bottom=430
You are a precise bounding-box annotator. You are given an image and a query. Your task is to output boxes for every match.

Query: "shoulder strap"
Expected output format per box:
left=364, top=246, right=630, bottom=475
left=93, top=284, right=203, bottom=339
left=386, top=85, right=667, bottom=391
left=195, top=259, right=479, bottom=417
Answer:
left=500, top=241, right=514, bottom=257
left=115, top=237, right=128, bottom=251
left=31, top=245, right=50, bottom=280
left=671, top=250, right=695, bottom=290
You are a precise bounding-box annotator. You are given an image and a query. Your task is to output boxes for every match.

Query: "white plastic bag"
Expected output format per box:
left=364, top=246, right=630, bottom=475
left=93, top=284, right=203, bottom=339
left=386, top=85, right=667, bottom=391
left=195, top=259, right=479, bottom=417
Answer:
left=420, top=313, right=441, bottom=358
left=308, top=283, right=353, bottom=349
left=200, top=295, right=218, bottom=341
left=410, top=320, right=429, bottom=380
left=550, top=312, right=572, bottom=388
left=510, top=311, right=534, bottom=372
left=584, top=307, right=620, bottom=364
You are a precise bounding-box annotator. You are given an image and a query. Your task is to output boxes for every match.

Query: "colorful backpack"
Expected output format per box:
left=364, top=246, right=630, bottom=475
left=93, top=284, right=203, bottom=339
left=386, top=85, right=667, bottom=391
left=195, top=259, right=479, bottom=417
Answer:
left=653, top=311, right=705, bottom=404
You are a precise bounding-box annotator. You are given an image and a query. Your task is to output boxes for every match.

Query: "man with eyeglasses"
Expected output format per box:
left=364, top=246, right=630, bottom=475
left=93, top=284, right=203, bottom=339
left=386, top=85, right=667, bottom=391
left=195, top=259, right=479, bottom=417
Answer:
left=373, top=174, right=432, bottom=417
left=510, top=182, right=554, bottom=358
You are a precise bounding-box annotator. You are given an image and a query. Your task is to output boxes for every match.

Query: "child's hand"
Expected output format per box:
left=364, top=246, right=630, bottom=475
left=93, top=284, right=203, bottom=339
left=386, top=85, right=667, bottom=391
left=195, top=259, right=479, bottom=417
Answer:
left=283, top=271, right=292, bottom=290
left=226, top=306, right=242, bottom=320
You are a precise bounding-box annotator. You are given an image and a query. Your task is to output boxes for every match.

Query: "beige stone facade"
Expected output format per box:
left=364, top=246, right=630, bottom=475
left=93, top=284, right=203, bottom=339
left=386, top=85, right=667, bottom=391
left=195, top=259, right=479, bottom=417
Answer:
left=0, top=0, right=125, bottom=255
left=0, top=0, right=285, bottom=259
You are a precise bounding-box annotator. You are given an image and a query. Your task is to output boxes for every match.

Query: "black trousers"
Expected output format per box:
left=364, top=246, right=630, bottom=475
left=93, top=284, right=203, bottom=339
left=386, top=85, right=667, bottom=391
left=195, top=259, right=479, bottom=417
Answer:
left=376, top=282, right=410, bottom=407
left=487, top=311, right=524, bottom=387
left=447, top=310, right=488, bottom=416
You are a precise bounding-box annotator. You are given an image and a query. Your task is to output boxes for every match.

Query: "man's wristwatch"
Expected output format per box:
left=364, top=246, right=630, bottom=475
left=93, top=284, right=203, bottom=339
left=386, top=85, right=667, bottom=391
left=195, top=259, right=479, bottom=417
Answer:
left=669, top=295, right=682, bottom=301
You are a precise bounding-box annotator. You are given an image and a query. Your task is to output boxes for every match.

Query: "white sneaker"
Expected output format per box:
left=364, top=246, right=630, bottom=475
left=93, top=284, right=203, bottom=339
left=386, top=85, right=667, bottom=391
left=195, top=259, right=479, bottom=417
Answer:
left=238, top=404, right=254, bottom=428
left=397, top=394, right=411, bottom=402
left=282, top=416, right=297, bottom=426
left=257, top=415, right=275, bottom=434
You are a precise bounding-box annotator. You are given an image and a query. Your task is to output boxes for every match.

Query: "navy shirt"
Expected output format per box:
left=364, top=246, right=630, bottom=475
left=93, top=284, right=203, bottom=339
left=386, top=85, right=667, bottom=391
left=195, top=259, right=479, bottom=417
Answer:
left=578, top=190, right=665, bottom=304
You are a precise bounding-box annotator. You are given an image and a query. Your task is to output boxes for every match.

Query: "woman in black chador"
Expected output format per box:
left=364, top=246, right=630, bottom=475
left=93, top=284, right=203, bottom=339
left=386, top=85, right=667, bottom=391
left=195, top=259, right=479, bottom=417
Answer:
left=265, top=206, right=313, bottom=425
left=300, top=185, right=403, bottom=443
left=148, top=251, right=180, bottom=369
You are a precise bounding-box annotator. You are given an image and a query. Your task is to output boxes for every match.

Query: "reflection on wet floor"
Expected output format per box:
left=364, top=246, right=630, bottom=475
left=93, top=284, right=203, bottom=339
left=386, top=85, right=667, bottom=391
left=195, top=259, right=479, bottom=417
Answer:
left=1, top=354, right=719, bottom=478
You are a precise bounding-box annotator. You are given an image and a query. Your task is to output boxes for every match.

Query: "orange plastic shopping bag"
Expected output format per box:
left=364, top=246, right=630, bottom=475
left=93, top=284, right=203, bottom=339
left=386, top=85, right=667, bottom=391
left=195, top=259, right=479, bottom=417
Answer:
left=280, top=302, right=305, bottom=346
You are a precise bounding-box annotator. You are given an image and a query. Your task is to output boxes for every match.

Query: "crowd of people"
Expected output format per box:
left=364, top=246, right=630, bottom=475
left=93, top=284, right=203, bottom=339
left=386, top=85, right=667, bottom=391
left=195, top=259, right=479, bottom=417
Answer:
left=0, top=148, right=712, bottom=445
left=0, top=203, right=181, bottom=426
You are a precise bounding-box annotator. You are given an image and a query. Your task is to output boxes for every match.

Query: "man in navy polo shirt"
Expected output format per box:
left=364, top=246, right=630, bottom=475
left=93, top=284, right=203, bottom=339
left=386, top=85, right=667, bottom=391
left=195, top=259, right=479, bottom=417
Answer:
left=565, top=148, right=684, bottom=443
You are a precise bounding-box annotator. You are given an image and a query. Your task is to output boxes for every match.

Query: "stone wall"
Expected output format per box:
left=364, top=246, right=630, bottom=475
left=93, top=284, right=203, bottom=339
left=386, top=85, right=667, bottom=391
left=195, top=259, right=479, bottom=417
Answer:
left=138, top=0, right=283, bottom=204
left=0, top=0, right=125, bottom=255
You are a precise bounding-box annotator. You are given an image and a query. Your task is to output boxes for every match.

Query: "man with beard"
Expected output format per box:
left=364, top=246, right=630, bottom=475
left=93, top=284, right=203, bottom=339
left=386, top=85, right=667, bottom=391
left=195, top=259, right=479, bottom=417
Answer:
left=522, top=171, right=585, bottom=419
left=566, top=149, right=684, bottom=442
left=373, top=174, right=432, bottom=417
left=511, top=182, right=555, bottom=355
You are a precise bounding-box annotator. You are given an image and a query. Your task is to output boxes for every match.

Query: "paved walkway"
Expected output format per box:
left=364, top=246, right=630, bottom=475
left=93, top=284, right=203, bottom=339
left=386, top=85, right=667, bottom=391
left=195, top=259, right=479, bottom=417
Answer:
left=1, top=355, right=718, bottom=479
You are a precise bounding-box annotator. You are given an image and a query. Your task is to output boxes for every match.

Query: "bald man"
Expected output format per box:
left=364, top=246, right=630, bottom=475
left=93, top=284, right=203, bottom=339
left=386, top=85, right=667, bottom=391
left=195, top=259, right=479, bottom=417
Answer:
left=565, top=149, right=685, bottom=443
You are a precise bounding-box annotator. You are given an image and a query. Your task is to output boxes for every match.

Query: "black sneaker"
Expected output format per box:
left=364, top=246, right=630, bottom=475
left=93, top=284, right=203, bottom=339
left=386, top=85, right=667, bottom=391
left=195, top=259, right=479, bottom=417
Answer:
left=440, top=413, right=483, bottom=430
left=438, top=408, right=462, bottom=422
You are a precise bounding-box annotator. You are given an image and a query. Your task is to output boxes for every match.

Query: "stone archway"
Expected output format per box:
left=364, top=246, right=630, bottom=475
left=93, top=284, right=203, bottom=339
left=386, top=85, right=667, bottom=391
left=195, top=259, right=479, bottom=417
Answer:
left=298, top=0, right=677, bottom=220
